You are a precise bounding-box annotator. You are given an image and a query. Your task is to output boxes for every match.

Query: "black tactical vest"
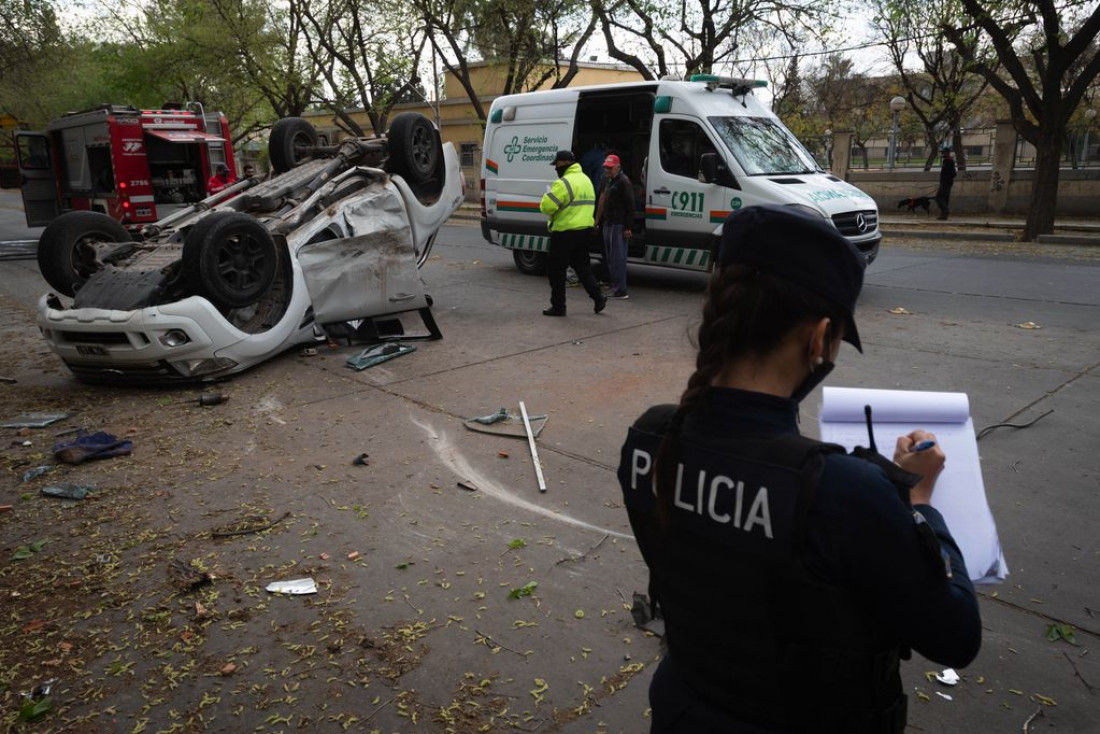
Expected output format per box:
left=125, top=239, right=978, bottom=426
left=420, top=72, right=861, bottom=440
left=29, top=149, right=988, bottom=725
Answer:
left=619, top=404, right=908, bottom=734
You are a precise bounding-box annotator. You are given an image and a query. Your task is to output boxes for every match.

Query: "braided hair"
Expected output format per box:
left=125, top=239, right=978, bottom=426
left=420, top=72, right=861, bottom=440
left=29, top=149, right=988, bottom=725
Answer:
left=653, top=263, right=849, bottom=523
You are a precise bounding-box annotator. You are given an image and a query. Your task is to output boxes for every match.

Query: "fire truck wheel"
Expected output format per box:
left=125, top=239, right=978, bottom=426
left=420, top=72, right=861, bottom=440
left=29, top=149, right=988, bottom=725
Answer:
left=269, top=117, right=319, bottom=173
left=37, top=211, right=132, bottom=297
left=183, top=212, right=279, bottom=310
left=385, top=113, right=443, bottom=196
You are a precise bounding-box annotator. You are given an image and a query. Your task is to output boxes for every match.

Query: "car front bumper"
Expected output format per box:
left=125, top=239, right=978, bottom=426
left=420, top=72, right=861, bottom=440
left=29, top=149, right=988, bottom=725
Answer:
left=37, top=294, right=259, bottom=383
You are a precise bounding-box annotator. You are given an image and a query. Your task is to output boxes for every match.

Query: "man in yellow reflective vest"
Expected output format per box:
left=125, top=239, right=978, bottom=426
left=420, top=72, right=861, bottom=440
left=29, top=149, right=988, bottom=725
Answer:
left=539, top=150, right=607, bottom=316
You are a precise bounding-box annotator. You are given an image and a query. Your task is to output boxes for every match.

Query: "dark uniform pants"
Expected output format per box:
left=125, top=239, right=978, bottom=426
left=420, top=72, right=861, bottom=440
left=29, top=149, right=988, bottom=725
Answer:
left=935, top=184, right=952, bottom=217
left=547, top=228, right=602, bottom=311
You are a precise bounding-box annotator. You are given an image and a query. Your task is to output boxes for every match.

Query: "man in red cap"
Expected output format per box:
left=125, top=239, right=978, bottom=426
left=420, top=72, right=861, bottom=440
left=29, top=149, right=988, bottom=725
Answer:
left=595, top=154, right=634, bottom=299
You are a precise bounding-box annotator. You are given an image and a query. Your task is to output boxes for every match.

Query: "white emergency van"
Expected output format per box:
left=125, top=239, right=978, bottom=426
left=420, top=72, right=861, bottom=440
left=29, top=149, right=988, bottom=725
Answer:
left=480, top=75, right=880, bottom=275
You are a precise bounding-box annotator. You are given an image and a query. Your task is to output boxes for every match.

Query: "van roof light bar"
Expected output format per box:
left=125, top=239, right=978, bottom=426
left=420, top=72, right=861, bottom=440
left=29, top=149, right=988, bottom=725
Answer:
left=689, top=74, right=767, bottom=95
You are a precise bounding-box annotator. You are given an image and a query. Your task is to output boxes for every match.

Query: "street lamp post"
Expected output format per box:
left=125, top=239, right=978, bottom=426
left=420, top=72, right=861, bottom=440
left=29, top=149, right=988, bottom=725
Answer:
left=887, top=96, right=906, bottom=170
left=824, top=128, right=832, bottom=169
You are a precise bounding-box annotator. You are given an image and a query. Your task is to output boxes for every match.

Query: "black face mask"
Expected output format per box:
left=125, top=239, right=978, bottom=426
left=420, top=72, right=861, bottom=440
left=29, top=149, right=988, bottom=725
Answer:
left=790, top=360, right=834, bottom=403
left=555, top=165, right=567, bottom=178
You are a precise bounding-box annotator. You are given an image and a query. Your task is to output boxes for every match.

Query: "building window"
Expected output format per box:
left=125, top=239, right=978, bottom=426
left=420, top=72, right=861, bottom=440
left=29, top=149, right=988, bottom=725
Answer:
left=461, top=142, right=478, bottom=167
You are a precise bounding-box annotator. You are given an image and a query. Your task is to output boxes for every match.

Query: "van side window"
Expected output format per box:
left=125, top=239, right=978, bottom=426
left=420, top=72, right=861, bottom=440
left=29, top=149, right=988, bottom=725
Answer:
left=659, top=120, right=715, bottom=179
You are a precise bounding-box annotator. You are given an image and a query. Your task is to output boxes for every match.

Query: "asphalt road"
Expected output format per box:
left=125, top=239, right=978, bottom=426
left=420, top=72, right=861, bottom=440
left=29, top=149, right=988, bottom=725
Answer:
left=0, top=203, right=1098, bottom=731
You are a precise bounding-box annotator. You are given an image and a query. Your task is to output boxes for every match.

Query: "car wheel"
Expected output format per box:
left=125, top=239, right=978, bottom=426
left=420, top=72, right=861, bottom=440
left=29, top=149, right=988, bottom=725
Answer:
left=269, top=117, right=318, bottom=173
left=513, top=249, right=547, bottom=275
left=182, top=212, right=279, bottom=310
left=386, top=113, right=442, bottom=195
left=37, top=211, right=132, bottom=296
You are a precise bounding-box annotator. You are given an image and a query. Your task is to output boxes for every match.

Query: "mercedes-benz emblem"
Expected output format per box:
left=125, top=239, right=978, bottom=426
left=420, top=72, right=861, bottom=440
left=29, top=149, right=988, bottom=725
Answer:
left=855, top=213, right=868, bottom=232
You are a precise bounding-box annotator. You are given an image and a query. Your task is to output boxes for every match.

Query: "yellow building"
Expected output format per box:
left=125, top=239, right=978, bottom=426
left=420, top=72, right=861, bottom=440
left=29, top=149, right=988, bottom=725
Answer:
left=302, top=60, right=644, bottom=192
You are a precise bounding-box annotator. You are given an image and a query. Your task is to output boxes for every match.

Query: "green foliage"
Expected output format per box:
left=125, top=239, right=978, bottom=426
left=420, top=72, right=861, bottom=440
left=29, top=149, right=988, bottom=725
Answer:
left=508, top=581, right=537, bottom=599
left=1045, top=622, right=1077, bottom=644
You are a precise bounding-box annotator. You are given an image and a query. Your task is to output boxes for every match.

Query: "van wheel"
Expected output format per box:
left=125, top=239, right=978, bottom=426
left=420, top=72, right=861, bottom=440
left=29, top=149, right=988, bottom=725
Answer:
left=37, top=211, right=133, bottom=296
left=513, top=250, right=547, bottom=275
left=386, top=113, right=442, bottom=196
left=269, top=117, right=318, bottom=173
left=183, top=212, right=279, bottom=310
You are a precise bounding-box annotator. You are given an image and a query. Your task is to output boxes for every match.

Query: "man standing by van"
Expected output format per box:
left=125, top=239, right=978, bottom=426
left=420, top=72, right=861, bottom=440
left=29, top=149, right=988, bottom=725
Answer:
left=540, top=150, right=607, bottom=317
left=596, top=154, right=634, bottom=299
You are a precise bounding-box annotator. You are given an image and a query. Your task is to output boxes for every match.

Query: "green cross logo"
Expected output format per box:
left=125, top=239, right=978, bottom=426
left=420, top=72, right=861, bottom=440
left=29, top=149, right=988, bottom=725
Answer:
left=504, top=136, right=521, bottom=162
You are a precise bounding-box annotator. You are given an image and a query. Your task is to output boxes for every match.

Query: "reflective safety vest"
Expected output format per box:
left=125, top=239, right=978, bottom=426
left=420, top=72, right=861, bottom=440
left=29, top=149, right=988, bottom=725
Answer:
left=620, top=404, right=908, bottom=734
left=539, top=163, right=596, bottom=232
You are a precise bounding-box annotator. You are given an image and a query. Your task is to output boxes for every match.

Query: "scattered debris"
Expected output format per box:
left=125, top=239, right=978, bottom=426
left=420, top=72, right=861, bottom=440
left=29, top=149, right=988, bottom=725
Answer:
left=934, top=691, right=952, bottom=701
left=0, top=376, right=16, bottom=384
left=220, top=663, right=237, bottom=676
left=346, top=342, right=416, bottom=371
left=2, top=412, right=73, bottom=428
left=497, top=450, right=510, bottom=459
left=1022, top=706, right=1044, bottom=733
left=52, top=430, right=133, bottom=465
left=977, top=409, right=1053, bottom=441
left=18, top=679, right=56, bottom=722
left=265, top=578, right=318, bottom=595
left=463, top=407, right=547, bottom=438
left=457, top=480, right=478, bottom=492
left=0, top=504, right=12, bottom=513
left=21, top=466, right=55, bottom=482
left=40, top=484, right=95, bottom=500
left=352, top=452, right=370, bottom=466
left=888, top=306, right=912, bottom=315
left=168, top=559, right=215, bottom=591
left=347, top=551, right=360, bottom=561
left=210, top=511, right=291, bottom=539
left=300, top=347, right=318, bottom=357
left=198, top=393, right=228, bottom=407
left=935, top=668, right=960, bottom=686
left=1014, top=321, right=1042, bottom=329
left=519, top=401, right=547, bottom=492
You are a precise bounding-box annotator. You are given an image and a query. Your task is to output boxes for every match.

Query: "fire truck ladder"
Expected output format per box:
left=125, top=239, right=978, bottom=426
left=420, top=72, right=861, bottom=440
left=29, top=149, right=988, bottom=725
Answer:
left=188, top=101, right=228, bottom=174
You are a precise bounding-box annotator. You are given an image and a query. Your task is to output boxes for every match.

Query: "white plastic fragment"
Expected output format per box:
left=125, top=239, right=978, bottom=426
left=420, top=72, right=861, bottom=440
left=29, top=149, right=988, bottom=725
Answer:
left=265, top=578, right=318, bottom=595
left=935, top=692, right=953, bottom=701
left=935, top=668, right=960, bottom=686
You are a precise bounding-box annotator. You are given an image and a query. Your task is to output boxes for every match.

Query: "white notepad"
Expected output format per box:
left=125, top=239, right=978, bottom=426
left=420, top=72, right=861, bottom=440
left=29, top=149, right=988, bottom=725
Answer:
left=819, top=386, right=1007, bottom=584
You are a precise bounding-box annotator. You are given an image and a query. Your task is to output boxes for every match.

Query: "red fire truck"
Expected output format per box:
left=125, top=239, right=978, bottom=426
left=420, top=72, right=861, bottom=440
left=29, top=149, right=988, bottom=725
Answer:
left=14, top=103, right=237, bottom=229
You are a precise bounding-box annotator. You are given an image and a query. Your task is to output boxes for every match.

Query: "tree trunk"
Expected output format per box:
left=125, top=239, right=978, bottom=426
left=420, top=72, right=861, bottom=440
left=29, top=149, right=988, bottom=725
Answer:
left=1023, top=128, right=1062, bottom=241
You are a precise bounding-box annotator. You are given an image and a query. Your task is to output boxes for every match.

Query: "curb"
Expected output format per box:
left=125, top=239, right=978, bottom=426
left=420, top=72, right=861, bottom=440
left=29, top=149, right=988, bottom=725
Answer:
left=882, top=229, right=1018, bottom=242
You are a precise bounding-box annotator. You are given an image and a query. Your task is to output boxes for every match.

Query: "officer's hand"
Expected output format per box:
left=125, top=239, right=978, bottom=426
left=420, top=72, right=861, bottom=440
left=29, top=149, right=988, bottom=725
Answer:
left=893, top=430, right=945, bottom=506
left=624, top=228, right=632, bottom=239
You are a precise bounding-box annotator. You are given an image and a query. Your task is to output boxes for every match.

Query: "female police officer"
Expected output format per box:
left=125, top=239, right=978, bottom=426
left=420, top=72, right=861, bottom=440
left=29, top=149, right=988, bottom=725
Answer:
left=617, top=205, right=981, bottom=733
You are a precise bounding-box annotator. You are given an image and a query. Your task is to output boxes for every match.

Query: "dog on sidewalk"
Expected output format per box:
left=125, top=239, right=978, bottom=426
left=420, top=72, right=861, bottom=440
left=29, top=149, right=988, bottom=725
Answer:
left=897, top=195, right=933, bottom=214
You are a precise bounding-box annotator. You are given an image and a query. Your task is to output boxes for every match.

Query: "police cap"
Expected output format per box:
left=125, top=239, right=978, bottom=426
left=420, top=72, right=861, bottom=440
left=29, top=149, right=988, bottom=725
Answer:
left=718, top=205, right=866, bottom=352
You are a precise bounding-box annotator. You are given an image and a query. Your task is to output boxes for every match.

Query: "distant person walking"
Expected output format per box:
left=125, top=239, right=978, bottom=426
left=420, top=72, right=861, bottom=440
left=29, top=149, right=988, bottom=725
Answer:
left=935, top=147, right=956, bottom=220
left=539, top=150, right=607, bottom=317
left=595, top=154, right=634, bottom=299
left=207, top=164, right=232, bottom=195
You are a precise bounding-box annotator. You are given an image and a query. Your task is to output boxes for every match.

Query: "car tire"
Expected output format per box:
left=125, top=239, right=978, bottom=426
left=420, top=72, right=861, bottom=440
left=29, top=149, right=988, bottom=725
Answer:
left=386, top=112, right=443, bottom=196
left=182, top=212, right=279, bottom=310
left=269, top=117, right=318, bottom=174
left=512, top=249, right=547, bottom=276
left=37, top=211, right=132, bottom=296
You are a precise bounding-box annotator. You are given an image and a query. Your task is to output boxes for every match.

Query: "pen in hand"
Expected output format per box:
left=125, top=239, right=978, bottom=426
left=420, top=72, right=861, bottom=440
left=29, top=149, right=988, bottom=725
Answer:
left=911, top=439, right=936, bottom=452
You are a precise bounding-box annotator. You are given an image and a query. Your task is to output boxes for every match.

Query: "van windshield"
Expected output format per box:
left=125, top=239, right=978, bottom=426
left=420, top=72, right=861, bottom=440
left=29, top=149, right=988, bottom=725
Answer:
left=709, top=116, right=820, bottom=175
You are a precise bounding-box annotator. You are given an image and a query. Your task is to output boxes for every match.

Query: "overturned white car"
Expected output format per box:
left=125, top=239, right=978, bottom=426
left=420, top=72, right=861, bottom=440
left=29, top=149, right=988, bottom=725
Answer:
left=35, top=113, right=463, bottom=383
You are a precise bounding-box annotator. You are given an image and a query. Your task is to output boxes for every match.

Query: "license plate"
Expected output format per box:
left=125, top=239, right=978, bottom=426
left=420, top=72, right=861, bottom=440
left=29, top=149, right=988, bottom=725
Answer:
left=75, top=344, right=109, bottom=357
